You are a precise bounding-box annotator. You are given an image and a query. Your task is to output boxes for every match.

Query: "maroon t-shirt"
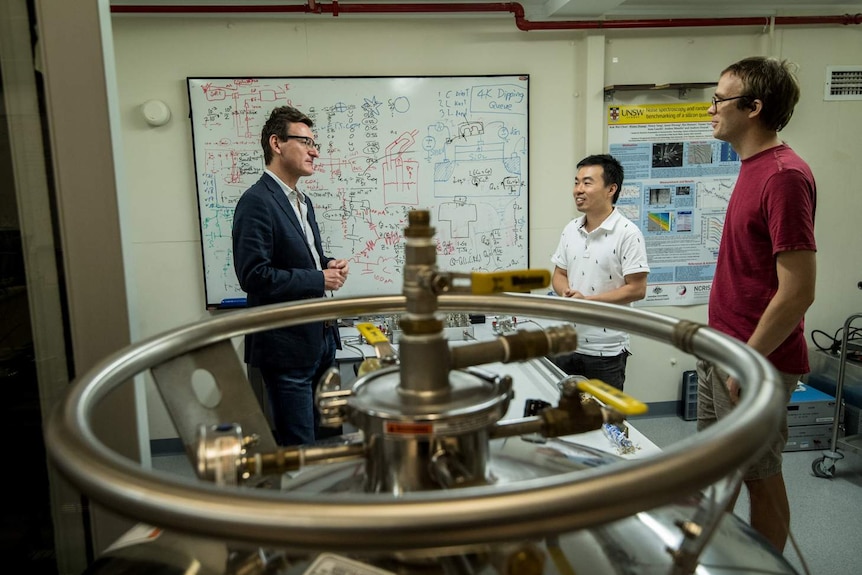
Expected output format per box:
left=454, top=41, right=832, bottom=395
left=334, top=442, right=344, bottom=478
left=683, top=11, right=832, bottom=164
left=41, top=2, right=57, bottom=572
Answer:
left=709, top=144, right=817, bottom=374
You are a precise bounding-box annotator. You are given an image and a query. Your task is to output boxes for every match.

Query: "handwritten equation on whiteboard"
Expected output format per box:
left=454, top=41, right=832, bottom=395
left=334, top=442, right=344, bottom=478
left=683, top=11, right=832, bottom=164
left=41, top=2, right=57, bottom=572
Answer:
left=188, top=76, right=530, bottom=306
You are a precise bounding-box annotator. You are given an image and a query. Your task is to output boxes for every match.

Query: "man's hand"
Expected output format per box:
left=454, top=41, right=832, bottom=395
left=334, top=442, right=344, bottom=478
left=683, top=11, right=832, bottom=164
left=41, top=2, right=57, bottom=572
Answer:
left=564, top=289, right=586, bottom=299
left=725, top=375, right=741, bottom=405
left=328, top=258, right=349, bottom=277
left=324, top=259, right=349, bottom=291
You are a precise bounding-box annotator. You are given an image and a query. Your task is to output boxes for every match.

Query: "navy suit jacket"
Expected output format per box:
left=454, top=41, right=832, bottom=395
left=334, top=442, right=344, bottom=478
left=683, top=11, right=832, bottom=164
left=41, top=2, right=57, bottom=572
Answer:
left=232, top=173, right=339, bottom=369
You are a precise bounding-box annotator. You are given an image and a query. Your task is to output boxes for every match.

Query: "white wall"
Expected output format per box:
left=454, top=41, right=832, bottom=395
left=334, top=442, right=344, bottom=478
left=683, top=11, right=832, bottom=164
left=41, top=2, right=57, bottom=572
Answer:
left=110, top=14, right=862, bottom=438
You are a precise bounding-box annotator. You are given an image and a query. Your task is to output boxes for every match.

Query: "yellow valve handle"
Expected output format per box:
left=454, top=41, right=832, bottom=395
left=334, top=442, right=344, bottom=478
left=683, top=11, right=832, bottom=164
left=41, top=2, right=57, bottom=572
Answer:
left=356, top=322, right=390, bottom=345
left=577, top=379, right=648, bottom=416
left=470, top=270, right=551, bottom=294
left=356, top=323, right=398, bottom=370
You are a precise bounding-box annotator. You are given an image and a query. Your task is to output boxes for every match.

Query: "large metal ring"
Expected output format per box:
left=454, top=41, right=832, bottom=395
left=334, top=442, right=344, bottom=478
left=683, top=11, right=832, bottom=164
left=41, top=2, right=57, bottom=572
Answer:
left=45, top=294, right=783, bottom=551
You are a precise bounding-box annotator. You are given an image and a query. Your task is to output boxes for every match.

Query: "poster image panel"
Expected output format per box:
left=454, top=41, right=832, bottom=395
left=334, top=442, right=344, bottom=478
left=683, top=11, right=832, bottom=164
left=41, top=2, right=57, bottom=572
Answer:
left=607, top=103, right=740, bottom=307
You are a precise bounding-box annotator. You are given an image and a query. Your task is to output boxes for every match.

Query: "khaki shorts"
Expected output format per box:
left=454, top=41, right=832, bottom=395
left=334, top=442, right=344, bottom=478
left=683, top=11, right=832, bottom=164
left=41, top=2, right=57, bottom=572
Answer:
left=696, top=359, right=799, bottom=481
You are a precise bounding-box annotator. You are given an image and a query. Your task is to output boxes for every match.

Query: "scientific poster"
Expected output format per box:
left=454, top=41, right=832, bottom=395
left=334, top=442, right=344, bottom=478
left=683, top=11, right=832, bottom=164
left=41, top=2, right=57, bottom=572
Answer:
left=607, top=103, right=740, bottom=306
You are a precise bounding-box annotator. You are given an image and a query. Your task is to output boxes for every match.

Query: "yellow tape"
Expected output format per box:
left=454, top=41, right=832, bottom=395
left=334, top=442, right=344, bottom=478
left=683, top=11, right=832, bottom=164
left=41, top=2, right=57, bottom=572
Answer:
left=470, top=270, right=550, bottom=294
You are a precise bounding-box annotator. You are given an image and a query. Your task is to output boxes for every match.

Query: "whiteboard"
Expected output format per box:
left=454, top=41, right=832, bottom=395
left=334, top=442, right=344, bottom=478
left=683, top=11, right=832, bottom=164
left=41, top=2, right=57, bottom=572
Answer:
left=187, top=76, right=530, bottom=308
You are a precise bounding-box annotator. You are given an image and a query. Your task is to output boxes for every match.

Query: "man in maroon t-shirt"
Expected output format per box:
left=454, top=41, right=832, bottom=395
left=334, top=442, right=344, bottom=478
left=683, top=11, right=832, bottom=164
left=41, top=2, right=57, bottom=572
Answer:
left=698, top=57, right=817, bottom=552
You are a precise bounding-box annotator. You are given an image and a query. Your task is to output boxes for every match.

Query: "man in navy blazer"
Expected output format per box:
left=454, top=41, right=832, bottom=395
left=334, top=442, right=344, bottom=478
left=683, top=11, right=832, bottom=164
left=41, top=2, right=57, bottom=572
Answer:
left=232, top=105, right=349, bottom=446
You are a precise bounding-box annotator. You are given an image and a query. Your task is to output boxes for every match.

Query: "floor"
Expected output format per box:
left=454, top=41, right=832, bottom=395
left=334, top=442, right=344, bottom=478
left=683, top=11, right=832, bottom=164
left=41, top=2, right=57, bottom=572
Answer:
left=632, top=416, right=862, bottom=575
left=151, top=414, right=862, bottom=575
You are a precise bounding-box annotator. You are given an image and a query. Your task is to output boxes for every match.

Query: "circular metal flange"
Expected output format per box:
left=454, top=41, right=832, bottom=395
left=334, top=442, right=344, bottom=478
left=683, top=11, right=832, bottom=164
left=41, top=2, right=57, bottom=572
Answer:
left=349, top=367, right=511, bottom=435
left=44, top=294, right=784, bottom=552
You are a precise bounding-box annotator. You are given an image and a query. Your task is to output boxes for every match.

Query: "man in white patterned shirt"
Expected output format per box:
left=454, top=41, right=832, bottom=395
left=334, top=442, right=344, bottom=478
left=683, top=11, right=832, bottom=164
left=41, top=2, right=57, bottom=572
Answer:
left=550, top=154, right=650, bottom=390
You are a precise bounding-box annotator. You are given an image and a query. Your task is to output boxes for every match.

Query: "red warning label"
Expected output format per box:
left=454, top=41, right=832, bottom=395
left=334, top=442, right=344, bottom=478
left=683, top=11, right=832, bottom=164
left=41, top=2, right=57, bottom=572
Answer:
left=385, top=422, right=434, bottom=435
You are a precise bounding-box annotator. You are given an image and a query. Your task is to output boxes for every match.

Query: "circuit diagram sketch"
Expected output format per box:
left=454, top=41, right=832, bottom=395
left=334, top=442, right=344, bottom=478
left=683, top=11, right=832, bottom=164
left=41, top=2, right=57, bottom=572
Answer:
left=188, top=76, right=530, bottom=306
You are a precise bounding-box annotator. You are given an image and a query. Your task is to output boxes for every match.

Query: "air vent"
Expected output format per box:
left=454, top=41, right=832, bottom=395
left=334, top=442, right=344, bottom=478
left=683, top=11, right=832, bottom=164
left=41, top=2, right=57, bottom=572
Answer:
left=824, top=66, right=862, bottom=101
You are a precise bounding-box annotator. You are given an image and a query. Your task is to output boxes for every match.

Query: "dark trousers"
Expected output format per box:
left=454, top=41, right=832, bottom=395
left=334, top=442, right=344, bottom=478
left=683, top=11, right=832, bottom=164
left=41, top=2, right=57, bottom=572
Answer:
left=551, top=350, right=630, bottom=391
left=259, top=329, right=342, bottom=446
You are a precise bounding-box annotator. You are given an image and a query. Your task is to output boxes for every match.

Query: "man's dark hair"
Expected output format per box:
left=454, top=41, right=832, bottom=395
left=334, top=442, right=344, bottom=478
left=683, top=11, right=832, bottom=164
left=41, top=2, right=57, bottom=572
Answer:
left=260, top=106, right=314, bottom=164
left=577, top=154, right=624, bottom=203
left=722, top=57, right=800, bottom=132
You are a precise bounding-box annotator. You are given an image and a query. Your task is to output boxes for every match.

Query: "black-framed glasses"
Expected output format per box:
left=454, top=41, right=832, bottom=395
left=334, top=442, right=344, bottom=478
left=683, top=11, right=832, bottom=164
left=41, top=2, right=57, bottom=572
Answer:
left=283, top=134, right=320, bottom=152
left=711, top=95, right=748, bottom=109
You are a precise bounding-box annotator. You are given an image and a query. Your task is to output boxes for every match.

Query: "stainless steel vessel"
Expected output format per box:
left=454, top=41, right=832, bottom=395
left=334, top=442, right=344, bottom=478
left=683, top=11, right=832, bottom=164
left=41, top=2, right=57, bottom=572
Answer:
left=45, top=211, right=797, bottom=574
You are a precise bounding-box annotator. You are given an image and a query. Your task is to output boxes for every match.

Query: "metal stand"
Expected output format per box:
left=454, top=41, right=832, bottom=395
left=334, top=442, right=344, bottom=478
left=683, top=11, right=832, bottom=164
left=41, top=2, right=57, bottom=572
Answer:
left=812, top=313, right=862, bottom=478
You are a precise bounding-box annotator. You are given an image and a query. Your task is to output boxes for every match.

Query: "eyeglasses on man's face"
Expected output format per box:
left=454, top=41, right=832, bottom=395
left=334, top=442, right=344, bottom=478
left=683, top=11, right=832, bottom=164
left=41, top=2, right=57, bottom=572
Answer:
left=284, top=134, right=321, bottom=152
left=711, top=95, right=748, bottom=109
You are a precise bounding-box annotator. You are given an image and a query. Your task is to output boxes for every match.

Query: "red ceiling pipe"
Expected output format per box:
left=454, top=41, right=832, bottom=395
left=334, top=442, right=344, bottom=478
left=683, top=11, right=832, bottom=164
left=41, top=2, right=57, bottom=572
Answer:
left=513, top=13, right=862, bottom=30
left=110, top=2, right=862, bottom=30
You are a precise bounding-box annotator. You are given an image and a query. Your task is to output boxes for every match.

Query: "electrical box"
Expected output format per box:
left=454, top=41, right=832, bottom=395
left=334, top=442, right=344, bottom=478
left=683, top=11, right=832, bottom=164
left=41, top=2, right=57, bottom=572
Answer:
left=787, top=384, right=836, bottom=426
left=785, top=424, right=834, bottom=452
left=783, top=384, right=837, bottom=452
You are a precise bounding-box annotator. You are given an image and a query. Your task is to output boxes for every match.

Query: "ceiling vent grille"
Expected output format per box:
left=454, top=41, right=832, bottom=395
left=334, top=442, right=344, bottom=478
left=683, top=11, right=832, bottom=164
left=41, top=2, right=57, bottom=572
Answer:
left=824, top=66, right=862, bottom=101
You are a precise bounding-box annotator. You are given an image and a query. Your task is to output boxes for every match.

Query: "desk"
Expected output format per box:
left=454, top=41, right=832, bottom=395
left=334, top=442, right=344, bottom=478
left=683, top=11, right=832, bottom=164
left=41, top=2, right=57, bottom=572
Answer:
left=335, top=320, right=661, bottom=460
